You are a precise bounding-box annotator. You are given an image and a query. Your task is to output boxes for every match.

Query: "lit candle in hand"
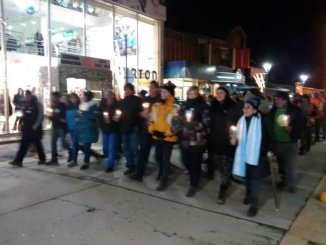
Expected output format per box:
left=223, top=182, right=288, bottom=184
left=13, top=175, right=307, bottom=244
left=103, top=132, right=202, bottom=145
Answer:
left=185, top=110, right=193, bottom=122
left=46, top=108, right=53, bottom=117
left=229, top=125, right=237, bottom=138
left=103, top=112, right=109, bottom=118
left=115, top=109, right=122, bottom=117
left=142, top=102, right=150, bottom=110
left=277, top=114, right=289, bottom=127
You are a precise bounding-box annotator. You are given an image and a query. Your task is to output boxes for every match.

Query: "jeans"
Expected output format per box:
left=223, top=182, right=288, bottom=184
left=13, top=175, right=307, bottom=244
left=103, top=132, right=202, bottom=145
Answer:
left=51, top=128, right=72, bottom=160
left=276, top=142, right=298, bottom=188
left=102, top=132, right=117, bottom=168
left=121, top=131, right=139, bottom=170
left=246, top=163, right=261, bottom=207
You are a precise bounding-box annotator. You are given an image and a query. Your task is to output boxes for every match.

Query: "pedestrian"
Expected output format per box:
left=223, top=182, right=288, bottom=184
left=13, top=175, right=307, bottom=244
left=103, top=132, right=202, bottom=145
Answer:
left=12, top=88, right=25, bottom=131
left=116, top=83, right=142, bottom=175
left=148, top=82, right=180, bottom=191
left=75, top=90, right=99, bottom=170
left=9, top=90, right=46, bottom=167
left=130, top=80, right=161, bottom=181
left=231, top=97, right=276, bottom=217
left=268, top=91, right=306, bottom=193
left=98, top=90, right=119, bottom=172
left=208, top=86, right=241, bottom=204
left=46, top=92, right=72, bottom=165
left=179, top=86, right=210, bottom=197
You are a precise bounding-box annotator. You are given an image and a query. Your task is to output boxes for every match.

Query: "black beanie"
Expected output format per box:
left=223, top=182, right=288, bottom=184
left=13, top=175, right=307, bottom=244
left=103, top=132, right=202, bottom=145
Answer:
left=246, top=97, right=261, bottom=110
left=83, top=90, right=94, bottom=101
left=161, top=82, right=176, bottom=96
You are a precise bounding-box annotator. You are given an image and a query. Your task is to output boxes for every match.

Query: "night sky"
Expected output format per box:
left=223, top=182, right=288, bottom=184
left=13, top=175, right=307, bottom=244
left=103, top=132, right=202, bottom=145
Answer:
left=165, top=0, right=326, bottom=85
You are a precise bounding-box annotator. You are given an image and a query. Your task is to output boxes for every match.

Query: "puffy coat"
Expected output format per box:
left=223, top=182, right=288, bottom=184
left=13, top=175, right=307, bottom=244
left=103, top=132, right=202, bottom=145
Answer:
left=76, top=102, right=99, bottom=143
left=148, top=95, right=179, bottom=142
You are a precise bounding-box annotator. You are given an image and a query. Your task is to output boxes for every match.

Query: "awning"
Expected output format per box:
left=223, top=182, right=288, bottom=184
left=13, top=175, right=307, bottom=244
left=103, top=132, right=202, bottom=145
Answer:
left=164, top=60, right=245, bottom=84
left=164, top=60, right=217, bottom=80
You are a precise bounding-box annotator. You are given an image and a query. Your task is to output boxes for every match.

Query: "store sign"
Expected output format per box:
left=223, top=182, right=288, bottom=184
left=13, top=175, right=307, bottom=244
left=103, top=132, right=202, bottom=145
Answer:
left=60, top=54, right=110, bottom=69
left=105, top=0, right=166, bottom=21
left=118, top=66, right=158, bottom=80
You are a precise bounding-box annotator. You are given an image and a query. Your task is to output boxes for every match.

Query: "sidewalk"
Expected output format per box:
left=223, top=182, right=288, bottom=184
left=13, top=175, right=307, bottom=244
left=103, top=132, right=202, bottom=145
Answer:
left=0, top=135, right=325, bottom=244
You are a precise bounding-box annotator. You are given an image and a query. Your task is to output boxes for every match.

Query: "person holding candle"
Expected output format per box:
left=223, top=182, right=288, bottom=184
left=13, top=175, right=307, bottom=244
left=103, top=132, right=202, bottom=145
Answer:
left=179, top=86, right=210, bottom=197
left=98, top=90, right=119, bottom=172
left=208, top=86, right=241, bottom=204
left=74, top=90, right=99, bottom=170
left=116, top=83, right=143, bottom=175
left=130, top=80, right=160, bottom=181
left=268, top=91, right=306, bottom=193
left=148, top=82, right=179, bottom=191
left=231, top=97, right=276, bottom=217
left=46, top=92, right=72, bottom=166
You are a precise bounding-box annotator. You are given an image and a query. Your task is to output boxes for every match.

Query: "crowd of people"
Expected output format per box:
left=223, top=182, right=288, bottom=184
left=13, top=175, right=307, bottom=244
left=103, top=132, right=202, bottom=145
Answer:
left=7, top=81, right=326, bottom=217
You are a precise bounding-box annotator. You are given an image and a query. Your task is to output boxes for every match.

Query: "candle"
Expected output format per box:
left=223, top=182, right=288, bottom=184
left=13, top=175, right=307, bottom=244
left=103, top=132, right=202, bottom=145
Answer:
left=103, top=112, right=109, bottom=118
left=185, top=110, right=193, bottom=122
left=15, top=111, right=23, bottom=117
left=115, top=109, right=122, bottom=117
left=277, top=114, right=289, bottom=127
left=142, top=102, right=150, bottom=110
left=46, top=108, right=53, bottom=116
left=229, top=125, right=237, bottom=137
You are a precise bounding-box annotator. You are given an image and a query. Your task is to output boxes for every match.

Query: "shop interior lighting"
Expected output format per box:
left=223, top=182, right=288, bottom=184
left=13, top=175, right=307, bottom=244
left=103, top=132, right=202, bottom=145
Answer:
left=31, top=20, right=37, bottom=25
left=206, top=67, right=216, bottom=72
left=216, top=76, right=235, bottom=79
left=20, top=23, right=26, bottom=27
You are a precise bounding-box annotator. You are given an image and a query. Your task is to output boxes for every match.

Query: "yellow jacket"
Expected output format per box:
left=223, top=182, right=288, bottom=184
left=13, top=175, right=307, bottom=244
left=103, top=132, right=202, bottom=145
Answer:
left=148, top=96, right=179, bottom=142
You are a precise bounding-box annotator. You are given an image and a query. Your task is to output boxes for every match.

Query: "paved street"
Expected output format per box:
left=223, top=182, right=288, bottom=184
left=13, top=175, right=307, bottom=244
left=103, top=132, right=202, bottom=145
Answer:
left=0, top=134, right=325, bottom=245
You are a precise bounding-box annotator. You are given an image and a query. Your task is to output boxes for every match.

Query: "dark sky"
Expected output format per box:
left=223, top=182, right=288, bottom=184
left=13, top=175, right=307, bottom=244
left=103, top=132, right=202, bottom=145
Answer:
left=165, top=0, right=326, bottom=84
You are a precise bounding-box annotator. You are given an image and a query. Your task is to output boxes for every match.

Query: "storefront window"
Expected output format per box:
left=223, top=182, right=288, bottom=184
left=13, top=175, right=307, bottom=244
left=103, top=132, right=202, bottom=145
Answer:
left=113, top=7, right=138, bottom=95
left=1, top=0, right=49, bottom=133
left=86, top=2, right=113, bottom=60
left=137, top=15, right=159, bottom=92
left=50, top=0, right=85, bottom=56
left=3, top=0, right=47, bottom=55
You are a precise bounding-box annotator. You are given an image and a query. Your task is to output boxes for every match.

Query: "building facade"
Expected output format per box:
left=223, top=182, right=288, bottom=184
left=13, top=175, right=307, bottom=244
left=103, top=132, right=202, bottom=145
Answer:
left=0, top=0, right=166, bottom=133
left=163, top=26, right=248, bottom=100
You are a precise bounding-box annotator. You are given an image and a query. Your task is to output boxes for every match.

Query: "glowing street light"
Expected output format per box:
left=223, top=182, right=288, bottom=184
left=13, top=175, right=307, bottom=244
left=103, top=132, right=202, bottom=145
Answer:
left=263, top=62, right=272, bottom=73
left=299, top=74, right=309, bottom=84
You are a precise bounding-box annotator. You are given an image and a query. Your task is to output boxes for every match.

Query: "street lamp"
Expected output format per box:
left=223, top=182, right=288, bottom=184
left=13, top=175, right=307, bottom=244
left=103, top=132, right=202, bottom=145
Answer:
left=299, top=74, right=309, bottom=84
left=263, top=62, right=272, bottom=73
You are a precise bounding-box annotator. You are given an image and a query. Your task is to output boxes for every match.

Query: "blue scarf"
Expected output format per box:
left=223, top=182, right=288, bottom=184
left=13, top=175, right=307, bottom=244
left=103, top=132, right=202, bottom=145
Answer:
left=232, top=114, right=262, bottom=177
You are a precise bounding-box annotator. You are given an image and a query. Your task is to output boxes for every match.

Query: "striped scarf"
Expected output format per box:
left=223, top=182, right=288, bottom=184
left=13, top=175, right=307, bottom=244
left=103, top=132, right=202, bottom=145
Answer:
left=232, top=114, right=262, bottom=177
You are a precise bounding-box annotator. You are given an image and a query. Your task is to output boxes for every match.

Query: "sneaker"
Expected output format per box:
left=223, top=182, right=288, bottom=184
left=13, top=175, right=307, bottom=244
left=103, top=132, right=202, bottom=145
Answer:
left=243, top=196, right=250, bottom=205
left=105, top=167, right=114, bottom=173
left=46, top=160, right=59, bottom=166
left=276, top=181, right=286, bottom=188
left=217, top=197, right=225, bottom=205
left=124, top=169, right=135, bottom=175
left=67, top=156, right=73, bottom=163
left=283, top=186, right=296, bottom=193
left=80, top=164, right=89, bottom=170
left=156, top=183, right=167, bottom=191
left=38, top=160, right=46, bottom=165
left=186, top=186, right=197, bottom=197
left=9, top=160, right=22, bottom=167
left=129, top=173, right=143, bottom=182
left=247, top=206, right=258, bottom=217
left=68, top=161, right=78, bottom=168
